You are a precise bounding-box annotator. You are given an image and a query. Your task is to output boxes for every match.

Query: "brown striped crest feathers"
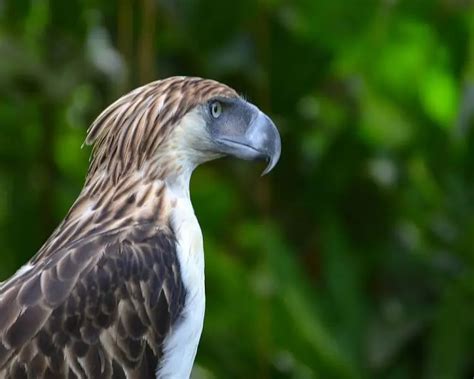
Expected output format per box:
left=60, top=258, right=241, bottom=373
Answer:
left=85, top=76, right=237, bottom=186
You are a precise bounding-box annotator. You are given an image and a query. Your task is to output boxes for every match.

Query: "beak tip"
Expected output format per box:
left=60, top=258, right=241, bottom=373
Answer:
left=261, top=167, right=271, bottom=177
left=260, top=145, right=281, bottom=176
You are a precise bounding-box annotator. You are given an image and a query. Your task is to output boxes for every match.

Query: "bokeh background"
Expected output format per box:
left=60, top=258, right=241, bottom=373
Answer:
left=0, top=0, right=473, bottom=378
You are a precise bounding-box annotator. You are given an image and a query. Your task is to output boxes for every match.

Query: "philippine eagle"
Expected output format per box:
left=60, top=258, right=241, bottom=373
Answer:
left=0, top=77, right=281, bottom=378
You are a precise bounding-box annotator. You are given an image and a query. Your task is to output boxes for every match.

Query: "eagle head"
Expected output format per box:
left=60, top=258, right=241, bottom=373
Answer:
left=85, top=76, right=281, bottom=187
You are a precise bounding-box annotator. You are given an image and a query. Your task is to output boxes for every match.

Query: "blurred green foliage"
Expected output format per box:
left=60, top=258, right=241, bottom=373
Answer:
left=0, top=0, right=474, bottom=378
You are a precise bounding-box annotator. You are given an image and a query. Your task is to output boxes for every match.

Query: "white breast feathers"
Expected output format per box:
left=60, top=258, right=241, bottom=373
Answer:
left=156, top=193, right=205, bottom=379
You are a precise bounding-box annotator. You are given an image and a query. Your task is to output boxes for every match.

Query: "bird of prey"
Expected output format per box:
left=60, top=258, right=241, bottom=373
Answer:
left=0, top=76, right=280, bottom=378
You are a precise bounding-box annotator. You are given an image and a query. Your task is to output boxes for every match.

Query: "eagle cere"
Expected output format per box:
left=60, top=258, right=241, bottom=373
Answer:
left=0, top=77, right=281, bottom=378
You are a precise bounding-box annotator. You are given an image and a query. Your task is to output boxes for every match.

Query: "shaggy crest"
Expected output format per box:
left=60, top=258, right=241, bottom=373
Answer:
left=85, top=76, right=237, bottom=185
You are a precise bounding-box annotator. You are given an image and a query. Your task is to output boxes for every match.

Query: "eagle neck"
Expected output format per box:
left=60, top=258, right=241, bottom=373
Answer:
left=162, top=165, right=193, bottom=201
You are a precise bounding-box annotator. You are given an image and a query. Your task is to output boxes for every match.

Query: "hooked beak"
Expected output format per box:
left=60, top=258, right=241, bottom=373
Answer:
left=214, top=110, right=281, bottom=175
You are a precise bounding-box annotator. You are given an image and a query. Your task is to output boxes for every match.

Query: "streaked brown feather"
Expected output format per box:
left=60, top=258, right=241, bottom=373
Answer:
left=0, top=224, right=185, bottom=378
left=85, top=76, right=237, bottom=187
left=0, top=76, right=239, bottom=378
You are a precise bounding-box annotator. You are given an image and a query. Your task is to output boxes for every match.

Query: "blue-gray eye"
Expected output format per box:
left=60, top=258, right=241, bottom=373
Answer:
left=210, top=101, right=222, bottom=119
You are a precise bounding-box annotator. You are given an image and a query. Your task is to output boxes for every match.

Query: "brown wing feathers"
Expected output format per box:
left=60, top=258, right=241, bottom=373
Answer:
left=0, top=225, right=186, bottom=378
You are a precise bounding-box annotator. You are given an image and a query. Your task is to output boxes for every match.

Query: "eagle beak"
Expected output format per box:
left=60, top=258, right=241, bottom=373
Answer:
left=215, top=110, right=281, bottom=175
left=250, top=112, right=281, bottom=175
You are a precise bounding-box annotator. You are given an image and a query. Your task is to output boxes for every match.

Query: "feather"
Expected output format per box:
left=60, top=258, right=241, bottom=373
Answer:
left=85, top=76, right=237, bottom=187
left=0, top=76, right=243, bottom=378
left=1, top=225, right=186, bottom=377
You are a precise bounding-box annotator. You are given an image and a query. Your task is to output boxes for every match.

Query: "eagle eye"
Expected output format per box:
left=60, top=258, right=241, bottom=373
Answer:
left=210, top=101, right=222, bottom=119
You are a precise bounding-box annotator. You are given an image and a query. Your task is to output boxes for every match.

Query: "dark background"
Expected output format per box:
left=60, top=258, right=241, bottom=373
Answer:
left=0, top=0, right=473, bottom=378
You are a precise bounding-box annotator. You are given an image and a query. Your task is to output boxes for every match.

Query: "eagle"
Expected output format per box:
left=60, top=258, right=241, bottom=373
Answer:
left=0, top=76, right=280, bottom=378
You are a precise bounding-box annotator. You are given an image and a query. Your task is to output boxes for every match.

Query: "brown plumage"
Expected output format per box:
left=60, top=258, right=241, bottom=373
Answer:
left=0, top=76, right=281, bottom=378
left=86, top=77, right=237, bottom=188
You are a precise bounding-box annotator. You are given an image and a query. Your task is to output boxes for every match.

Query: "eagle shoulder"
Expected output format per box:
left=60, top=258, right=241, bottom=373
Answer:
left=0, top=223, right=186, bottom=378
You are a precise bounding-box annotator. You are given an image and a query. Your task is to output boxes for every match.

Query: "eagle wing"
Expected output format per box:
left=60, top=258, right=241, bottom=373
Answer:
left=0, top=223, right=186, bottom=378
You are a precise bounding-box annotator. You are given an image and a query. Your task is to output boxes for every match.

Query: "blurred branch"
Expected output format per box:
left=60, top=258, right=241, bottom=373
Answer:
left=39, top=99, right=56, bottom=238
left=117, top=0, right=133, bottom=90
left=456, top=13, right=474, bottom=137
left=138, top=0, right=156, bottom=83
